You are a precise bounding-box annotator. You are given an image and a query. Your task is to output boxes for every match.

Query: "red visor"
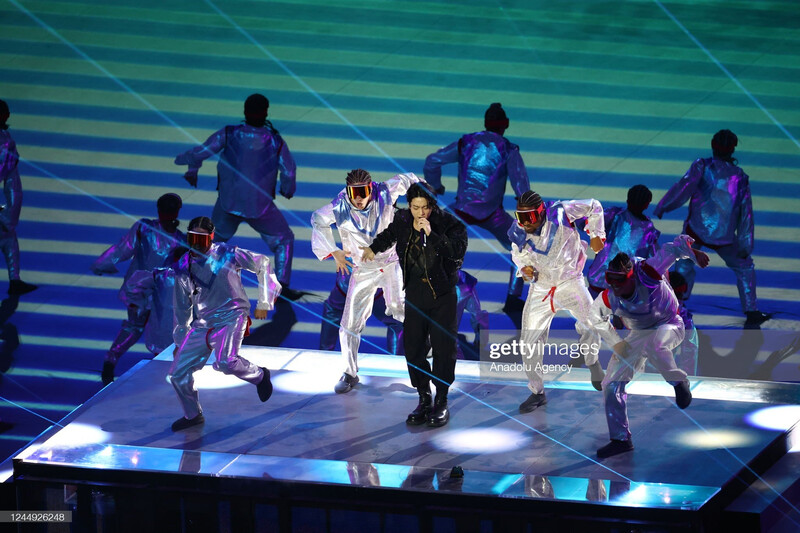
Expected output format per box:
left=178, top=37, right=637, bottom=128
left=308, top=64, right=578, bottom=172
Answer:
left=187, top=231, right=213, bottom=251
left=347, top=183, right=372, bottom=201
left=605, top=268, right=633, bottom=286
left=515, top=204, right=545, bottom=225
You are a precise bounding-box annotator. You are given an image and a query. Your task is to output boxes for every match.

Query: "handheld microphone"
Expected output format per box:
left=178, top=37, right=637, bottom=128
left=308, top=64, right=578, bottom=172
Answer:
left=420, top=228, right=426, bottom=247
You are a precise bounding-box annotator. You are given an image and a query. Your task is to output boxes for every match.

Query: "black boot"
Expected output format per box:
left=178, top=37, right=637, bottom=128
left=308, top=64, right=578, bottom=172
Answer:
left=407, top=391, right=432, bottom=425
left=427, top=392, right=449, bottom=428
left=101, top=361, right=115, bottom=386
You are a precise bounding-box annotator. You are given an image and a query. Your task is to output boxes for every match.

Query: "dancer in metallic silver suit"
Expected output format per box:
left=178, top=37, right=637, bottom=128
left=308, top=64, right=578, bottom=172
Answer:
left=311, top=169, right=419, bottom=393
left=509, top=191, right=610, bottom=413
left=318, top=268, right=403, bottom=355
left=91, top=193, right=185, bottom=385
left=169, top=217, right=280, bottom=431
left=0, top=100, right=37, bottom=296
left=423, top=103, right=530, bottom=307
left=654, top=129, right=768, bottom=327
left=586, top=185, right=660, bottom=296
left=590, top=236, right=709, bottom=458
left=174, top=94, right=300, bottom=298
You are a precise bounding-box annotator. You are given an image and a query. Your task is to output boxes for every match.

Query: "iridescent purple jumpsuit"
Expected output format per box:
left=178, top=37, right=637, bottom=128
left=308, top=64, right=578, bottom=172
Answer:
left=122, top=268, right=178, bottom=355
left=0, top=129, right=23, bottom=282
left=590, top=235, right=702, bottom=442
left=654, top=157, right=756, bottom=312
left=169, top=243, right=281, bottom=419
left=424, top=131, right=530, bottom=295
left=586, top=207, right=660, bottom=294
left=91, top=220, right=185, bottom=364
left=175, top=124, right=296, bottom=286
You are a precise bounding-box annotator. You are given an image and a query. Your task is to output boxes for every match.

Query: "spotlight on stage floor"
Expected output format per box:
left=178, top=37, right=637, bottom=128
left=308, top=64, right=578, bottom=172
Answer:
left=670, top=428, right=760, bottom=450
left=745, top=405, right=800, bottom=452
left=44, top=423, right=110, bottom=449
left=745, top=405, right=800, bottom=431
left=431, top=428, right=530, bottom=454
left=271, top=371, right=337, bottom=395
left=190, top=366, right=250, bottom=390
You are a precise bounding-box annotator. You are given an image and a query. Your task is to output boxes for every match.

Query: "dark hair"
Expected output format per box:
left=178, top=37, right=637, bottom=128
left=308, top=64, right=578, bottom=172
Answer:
left=188, top=216, right=215, bottom=233
left=484, top=102, right=509, bottom=134
left=345, top=168, right=372, bottom=185
left=608, top=252, right=633, bottom=273
left=517, top=190, right=543, bottom=209
left=244, top=93, right=269, bottom=127
left=406, top=182, right=439, bottom=212
left=157, top=193, right=183, bottom=214
left=711, top=129, right=738, bottom=164
left=626, top=184, right=652, bottom=216
left=0, top=99, right=8, bottom=130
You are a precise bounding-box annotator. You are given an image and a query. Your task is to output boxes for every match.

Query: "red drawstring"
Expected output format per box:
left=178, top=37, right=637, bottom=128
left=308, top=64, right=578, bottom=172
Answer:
left=542, top=286, right=557, bottom=313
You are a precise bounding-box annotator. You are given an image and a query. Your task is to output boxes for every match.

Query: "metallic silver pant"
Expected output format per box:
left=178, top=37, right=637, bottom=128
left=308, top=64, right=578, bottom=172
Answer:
left=169, top=313, right=263, bottom=419
left=601, top=315, right=687, bottom=441
left=339, top=263, right=404, bottom=377
left=520, top=277, right=600, bottom=394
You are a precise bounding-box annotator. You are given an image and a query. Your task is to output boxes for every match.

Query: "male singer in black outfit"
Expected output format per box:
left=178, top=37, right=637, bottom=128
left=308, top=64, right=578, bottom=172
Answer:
left=362, top=182, right=468, bottom=427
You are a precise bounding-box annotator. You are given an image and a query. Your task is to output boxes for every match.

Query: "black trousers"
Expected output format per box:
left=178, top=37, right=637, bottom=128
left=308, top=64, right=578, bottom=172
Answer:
left=403, top=279, right=458, bottom=395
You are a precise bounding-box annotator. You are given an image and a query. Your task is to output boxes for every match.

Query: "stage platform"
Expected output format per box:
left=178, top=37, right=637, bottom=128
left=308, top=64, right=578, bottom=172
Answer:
left=8, top=346, right=800, bottom=533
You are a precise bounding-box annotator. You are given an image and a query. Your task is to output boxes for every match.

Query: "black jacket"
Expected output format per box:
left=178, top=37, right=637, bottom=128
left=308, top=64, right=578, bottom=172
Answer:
left=370, top=208, right=468, bottom=298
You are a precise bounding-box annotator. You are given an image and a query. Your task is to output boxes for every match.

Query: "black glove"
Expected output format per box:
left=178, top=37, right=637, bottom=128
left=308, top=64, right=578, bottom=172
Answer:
left=183, top=171, right=198, bottom=188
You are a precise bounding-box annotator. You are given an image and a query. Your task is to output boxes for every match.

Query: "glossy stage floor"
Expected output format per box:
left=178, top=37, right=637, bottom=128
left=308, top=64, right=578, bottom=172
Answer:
left=9, top=346, right=800, bottom=533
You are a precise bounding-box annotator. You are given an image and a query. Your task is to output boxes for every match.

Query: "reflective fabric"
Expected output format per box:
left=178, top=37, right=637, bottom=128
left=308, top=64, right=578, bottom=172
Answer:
left=123, top=268, right=177, bottom=355
left=424, top=131, right=529, bottom=221
left=586, top=207, right=660, bottom=291
left=169, top=313, right=263, bottom=419
left=592, top=235, right=698, bottom=339
left=601, top=315, right=687, bottom=441
left=311, top=173, right=418, bottom=377
left=319, top=269, right=403, bottom=354
left=509, top=199, right=609, bottom=393
left=673, top=237, right=757, bottom=312
left=104, top=305, right=148, bottom=365
left=0, top=129, right=23, bottom=280
left=455, top=270, right=488, bottom=340
left=172, top=243, right=281, bottom=346
left=589, top=235, right=698, bottom=441
left=338, top=262, right=405, bottom=377
left=176, top=124, right=296, bottom=219
left=311, top=173, right=420, bottom=268
left=655, top=157, right=753, bottom=253
left=509, top=200, right=606, bottom=288
left=519, top=277, right=603, bottom=394
left=212, top=200, right=294, bottom=286
left=91, top=219, right=186, bottom=306
left=674, top=305, right=698, bottom=375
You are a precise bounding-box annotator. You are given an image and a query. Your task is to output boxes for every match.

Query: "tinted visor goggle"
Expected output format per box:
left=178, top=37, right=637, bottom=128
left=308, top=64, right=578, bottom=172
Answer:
left=515, top=204, right=544, bottom=225
left=187, top=231, right=213, bottom=251
left=346, top=183, right=372, bottom=201
left=605, top=268, right=633, bottom=286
